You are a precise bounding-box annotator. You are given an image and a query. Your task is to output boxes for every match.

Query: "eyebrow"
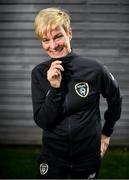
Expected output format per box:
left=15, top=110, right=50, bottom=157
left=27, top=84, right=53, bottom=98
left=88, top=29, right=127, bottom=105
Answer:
left=53, top=33, right=63, bottom=39
left=42, top=32, right=63, bottom=41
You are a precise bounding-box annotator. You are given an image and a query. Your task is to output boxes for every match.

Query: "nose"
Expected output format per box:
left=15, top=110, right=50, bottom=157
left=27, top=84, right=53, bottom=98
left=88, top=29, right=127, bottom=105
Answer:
left=49, top=39, right=57, bottom=50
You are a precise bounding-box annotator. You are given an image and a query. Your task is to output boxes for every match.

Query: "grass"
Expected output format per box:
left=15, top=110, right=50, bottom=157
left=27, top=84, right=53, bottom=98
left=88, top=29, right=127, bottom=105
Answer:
left=0, top=145, right=38, bottom=179
left=98, top=147, right=129, bottom=178
left=0, top=145, right=129, bottom=179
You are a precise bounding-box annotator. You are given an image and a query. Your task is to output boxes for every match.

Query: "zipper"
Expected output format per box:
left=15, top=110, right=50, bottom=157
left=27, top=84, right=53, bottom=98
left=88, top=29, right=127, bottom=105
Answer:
left=68, top=116, right=73, bottom=169
left=68, top=117, right=72, bottom=156
left=65, top=95, right=73, bottom=168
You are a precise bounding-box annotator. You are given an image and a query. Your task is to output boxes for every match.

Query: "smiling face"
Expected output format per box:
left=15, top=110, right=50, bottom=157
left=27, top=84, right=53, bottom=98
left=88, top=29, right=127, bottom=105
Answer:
left=41, top=26, right=72, bottom=58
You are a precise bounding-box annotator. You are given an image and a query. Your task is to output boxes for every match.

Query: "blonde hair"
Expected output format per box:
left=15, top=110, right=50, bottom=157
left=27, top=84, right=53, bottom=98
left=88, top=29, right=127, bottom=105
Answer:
left=34, top=7, right=71, bottom=40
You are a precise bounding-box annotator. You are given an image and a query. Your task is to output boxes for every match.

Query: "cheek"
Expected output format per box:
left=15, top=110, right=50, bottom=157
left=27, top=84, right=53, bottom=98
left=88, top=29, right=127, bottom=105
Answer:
left=42, top=43, right=48, bottom=50
left=63, top=37, right=71, bottom=47
left=58, top=39, right=67, bottom=46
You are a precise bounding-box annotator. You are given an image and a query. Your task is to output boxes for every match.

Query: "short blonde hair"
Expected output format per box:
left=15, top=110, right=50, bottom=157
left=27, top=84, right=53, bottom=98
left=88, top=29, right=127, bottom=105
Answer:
left=34, top=7, right=71, bottom=40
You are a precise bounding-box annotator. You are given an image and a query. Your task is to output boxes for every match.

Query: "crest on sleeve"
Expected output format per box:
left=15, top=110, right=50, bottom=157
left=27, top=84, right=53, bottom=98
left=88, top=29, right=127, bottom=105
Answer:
left=75, top=82, right=89, bottom=98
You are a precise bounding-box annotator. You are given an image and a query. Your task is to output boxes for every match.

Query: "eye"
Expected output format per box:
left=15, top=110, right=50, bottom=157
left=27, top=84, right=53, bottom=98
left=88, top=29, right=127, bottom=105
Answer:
left=42, top=38, right=49, bottom=43
left=54, top=34, right=63, bottom=40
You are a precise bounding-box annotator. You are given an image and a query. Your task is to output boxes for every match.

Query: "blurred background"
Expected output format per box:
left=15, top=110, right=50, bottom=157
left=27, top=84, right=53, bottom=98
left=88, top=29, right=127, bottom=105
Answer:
left=0, top=0, right=129, bottom=178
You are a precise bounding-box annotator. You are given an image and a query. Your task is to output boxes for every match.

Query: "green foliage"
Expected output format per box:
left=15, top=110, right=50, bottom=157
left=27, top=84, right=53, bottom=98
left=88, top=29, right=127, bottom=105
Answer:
left=0, top=146, right=129, bottom=179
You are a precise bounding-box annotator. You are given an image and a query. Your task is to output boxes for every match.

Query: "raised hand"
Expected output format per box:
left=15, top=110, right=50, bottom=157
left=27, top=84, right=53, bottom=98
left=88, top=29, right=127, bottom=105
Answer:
left=47, top=60, right=64, bottom=88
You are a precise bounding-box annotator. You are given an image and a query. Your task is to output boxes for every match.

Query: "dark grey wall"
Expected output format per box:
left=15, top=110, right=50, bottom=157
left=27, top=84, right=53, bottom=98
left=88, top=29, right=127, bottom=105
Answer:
left=0, top=0, right=129, bottom=145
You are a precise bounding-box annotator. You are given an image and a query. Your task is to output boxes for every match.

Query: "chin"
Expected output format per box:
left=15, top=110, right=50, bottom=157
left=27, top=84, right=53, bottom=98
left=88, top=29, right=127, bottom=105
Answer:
left=48, top=51, right=67, bottom=59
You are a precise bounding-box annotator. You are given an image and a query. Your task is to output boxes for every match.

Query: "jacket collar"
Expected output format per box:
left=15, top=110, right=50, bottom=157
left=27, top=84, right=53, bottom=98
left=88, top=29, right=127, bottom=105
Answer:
left=51, top=50, right=77, bottom=64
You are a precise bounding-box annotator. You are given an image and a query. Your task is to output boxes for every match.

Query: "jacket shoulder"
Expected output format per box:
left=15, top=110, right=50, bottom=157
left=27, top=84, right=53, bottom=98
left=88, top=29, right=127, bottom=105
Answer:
left=74, top=55, right=104, bottom=72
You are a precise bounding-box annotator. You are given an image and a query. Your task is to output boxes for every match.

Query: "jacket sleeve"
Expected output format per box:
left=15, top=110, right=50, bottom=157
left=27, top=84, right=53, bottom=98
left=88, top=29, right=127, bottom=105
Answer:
left=31, top=68, right=62, bottom=131
left=100, top=65, right=122, bottom=137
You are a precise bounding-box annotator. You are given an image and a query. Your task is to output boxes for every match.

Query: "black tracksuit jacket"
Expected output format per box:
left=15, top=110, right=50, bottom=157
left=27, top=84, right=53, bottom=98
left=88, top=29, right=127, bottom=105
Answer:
left=31, top=51, right=122, bottom=171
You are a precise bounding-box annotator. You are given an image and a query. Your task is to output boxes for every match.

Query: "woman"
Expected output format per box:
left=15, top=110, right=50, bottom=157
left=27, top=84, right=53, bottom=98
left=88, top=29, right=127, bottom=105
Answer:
left=31, top=7, right=122, bottom=179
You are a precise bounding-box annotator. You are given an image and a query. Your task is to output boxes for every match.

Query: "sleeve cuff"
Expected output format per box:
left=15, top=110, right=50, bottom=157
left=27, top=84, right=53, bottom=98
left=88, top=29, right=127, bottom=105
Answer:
left=46, top=87, right=61, bottom=98
left=102, top=124, right=114, bottom=137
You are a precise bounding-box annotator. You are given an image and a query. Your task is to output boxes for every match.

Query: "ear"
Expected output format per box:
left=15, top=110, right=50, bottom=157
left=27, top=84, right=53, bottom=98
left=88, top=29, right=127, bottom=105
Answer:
left=68, top=28, right=72, bottom=40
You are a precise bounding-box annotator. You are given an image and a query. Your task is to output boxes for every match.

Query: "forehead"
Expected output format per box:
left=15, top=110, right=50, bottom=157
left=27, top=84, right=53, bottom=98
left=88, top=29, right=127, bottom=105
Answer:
left=43, top=25, right=66, bottom=37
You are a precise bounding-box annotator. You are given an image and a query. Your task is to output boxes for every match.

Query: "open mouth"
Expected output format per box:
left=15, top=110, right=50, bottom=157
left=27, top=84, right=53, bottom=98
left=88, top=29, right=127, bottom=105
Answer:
left=49, top=46, right=64, bottom=53
left=55, top=46, right=64, bottom=52
left=48, top=46, right=66, bottom=58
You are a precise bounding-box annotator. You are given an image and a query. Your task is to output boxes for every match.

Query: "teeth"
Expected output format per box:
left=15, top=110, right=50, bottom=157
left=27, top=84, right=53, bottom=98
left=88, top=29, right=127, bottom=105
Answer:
left=49, top=47, right=63, bottom=53
left=55, top=46, right=63, bottom=51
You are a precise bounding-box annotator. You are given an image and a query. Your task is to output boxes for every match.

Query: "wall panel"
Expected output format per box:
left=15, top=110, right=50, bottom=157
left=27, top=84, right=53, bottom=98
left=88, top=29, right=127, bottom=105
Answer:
left=0, top=0, right=128, bottom=145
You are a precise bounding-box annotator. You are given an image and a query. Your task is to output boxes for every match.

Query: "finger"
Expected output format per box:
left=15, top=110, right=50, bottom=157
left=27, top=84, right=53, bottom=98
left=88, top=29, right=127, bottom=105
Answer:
left=51, top=60, right=62, bottom=67
left=101, top=142, right=108, bottom=157
left=52, top=64, right=64, bottom=71
left=101, top=142, right=107, bottom=151
left=101, top=149, right=105, bottom=157
left=101, top=142, right=105, bottom=156
left=51, top=69, right=61, bottom=78
left=48, top=67, right=62, bottom=75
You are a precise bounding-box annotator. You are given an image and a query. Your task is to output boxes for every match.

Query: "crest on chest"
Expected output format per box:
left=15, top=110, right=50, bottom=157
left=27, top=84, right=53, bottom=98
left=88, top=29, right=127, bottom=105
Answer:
left=75, top=82, right=89, bottom=98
